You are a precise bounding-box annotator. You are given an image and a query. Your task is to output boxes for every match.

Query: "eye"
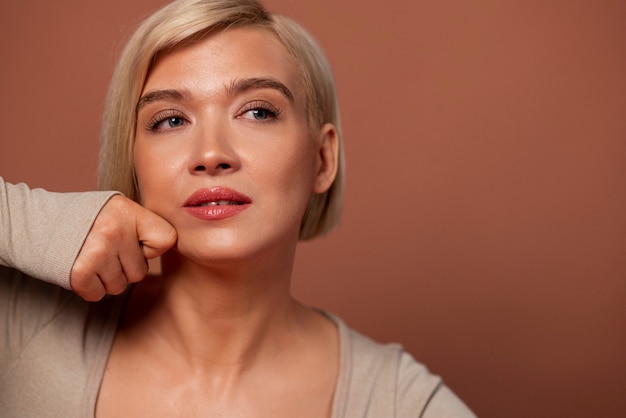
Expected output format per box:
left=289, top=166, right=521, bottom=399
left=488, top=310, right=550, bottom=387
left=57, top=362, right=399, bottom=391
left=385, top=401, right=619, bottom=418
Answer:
left=146, top=110, right=189, bottom=132
left=240, top=101, right=281, bottom=121
left=247, top=108, right=272, bottom=120
left=163, top=117, right=185, bottom=128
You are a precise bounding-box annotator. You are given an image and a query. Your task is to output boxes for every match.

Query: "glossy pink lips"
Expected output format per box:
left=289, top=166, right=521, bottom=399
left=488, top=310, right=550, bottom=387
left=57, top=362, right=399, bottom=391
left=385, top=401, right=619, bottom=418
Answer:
left=183, top=187, right=251, bottom=220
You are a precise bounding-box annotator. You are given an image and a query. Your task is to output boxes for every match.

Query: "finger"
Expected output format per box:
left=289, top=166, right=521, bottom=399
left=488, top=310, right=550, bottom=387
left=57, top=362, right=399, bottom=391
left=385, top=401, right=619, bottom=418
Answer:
left=134, top=209, right=177, bottom=259
left=70, top=268, right=107, bottom=302
left=71, top=244, right=109, bottom=301
left=99, top=261, right=129, bottom=295
left=118, top=243, right=149, bottom=283
left=73, top=232, right=127, bottom=295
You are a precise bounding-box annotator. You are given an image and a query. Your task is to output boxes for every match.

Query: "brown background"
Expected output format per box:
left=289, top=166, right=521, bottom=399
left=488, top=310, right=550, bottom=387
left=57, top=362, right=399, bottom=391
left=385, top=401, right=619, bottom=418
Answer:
left=1, top=1, right=625, bottom=416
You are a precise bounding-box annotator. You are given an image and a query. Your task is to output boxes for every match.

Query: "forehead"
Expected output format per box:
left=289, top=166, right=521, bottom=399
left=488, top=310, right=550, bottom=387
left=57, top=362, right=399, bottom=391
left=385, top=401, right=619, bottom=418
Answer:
left=143, top=27, right=302, bottom=99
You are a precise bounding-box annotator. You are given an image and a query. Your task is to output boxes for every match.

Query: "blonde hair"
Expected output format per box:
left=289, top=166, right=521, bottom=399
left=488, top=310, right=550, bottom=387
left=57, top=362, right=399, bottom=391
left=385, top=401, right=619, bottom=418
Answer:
left=98, top=0, right=344, bottom=240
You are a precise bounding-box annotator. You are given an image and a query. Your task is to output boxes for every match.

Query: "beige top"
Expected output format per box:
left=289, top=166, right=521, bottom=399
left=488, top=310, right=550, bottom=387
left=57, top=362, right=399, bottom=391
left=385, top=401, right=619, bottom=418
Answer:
left=0, top=178, right=475, bottom=417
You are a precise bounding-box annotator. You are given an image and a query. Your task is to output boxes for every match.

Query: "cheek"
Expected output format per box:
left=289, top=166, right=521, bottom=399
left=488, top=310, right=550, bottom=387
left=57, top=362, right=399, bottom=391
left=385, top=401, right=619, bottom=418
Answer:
left=266, top=143, right=318, bottom=201
left=132, top=141, right=182, bottom=207
left=133, top=142, right=156, bottom=198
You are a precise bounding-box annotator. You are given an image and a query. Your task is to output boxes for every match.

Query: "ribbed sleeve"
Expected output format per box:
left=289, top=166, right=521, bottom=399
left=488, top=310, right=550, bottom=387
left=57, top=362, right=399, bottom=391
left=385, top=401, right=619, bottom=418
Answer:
left=0, top=177, right=119, bottom=289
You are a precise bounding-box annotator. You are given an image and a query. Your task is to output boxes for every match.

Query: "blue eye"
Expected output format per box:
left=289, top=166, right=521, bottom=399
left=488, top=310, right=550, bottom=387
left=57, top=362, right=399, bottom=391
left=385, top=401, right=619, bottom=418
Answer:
left=249, top=109, right=271, bottom=120
left=240, top=101, right=280, bottom=121
left=167, top=117, right=185, bottom=127
left=146, top=111, right=188, bottom=132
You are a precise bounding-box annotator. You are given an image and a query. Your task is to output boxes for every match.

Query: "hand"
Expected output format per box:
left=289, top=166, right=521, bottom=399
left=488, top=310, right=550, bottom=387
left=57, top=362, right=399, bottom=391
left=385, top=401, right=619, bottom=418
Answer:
left=70, top=195, right=177, bottom=301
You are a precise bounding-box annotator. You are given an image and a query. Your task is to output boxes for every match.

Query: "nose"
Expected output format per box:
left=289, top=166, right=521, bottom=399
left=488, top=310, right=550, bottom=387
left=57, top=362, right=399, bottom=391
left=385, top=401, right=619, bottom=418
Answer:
left=188, top=121, right=241, bottom=176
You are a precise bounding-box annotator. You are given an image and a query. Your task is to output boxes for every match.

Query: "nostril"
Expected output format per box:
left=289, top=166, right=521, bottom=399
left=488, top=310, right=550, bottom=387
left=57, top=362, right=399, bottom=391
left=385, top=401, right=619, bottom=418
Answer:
left=192, top=163, right=231, bottom=173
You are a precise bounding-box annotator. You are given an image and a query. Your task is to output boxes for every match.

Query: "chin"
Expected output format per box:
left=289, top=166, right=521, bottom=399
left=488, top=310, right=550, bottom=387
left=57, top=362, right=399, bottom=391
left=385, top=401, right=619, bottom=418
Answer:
left=172, top=226, right=298, bottom=267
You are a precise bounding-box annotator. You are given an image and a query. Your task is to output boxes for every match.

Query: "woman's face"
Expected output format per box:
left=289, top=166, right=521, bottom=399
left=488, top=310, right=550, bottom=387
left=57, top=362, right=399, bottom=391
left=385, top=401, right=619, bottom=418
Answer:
left=133, top=27, right=336, bottom=264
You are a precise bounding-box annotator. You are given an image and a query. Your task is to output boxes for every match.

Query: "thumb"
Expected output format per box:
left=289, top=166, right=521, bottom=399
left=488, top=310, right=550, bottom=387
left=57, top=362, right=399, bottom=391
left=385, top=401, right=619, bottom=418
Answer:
left=134, top=206, right=177, bottom=259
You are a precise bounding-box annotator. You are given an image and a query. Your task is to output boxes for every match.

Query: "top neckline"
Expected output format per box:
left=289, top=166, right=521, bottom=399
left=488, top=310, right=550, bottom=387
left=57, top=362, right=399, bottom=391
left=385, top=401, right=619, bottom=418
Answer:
left=89, top=292, right=353, bottom=418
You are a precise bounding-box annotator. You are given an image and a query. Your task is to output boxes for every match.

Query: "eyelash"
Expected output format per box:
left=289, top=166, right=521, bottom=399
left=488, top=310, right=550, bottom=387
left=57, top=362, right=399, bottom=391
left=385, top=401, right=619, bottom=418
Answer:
left=145, top=109, right=187, bottom=132
left=143, top=100, right=282, bottom=133
left=239, top=101, right=281, bottom=121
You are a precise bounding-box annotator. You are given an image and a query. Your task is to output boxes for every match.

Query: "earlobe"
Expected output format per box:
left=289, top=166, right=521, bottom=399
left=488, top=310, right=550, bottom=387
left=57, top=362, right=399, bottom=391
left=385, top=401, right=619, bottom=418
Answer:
left=313, top=123, right=339, bottom=194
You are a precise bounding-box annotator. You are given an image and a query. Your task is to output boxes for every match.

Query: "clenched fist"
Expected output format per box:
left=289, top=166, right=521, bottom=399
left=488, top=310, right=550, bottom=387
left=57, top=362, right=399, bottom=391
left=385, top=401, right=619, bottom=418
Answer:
left=70, top=195, right=177, bottom=301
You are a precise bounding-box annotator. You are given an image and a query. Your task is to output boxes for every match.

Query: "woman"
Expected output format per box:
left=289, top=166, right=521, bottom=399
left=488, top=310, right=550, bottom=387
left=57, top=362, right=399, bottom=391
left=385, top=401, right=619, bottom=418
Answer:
left=1, top=0, right=474, bottom=416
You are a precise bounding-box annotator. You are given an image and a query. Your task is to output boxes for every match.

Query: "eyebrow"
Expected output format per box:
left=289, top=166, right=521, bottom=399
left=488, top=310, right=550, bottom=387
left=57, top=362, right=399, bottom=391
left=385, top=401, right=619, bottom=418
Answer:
left=136, top=89, right=188, bottom=112
left=136, top=77, right=294, bottom=112
left=227, top=77, right=294, bottom=103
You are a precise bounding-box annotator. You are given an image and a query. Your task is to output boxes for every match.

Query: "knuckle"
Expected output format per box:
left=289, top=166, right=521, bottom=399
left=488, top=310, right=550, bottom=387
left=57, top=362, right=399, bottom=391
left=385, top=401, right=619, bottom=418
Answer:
left=70, top=268, right=89, bottom=291
left=79, top=233, right=115, bottom=260
left=94, top=221, right=124, bottom=243
left=127, top=263, right=149, bottom=283
left=94, top=198, right=136, bottom=242
left=103, top=276, right=128, bottom=295
left=108, top=195, right=132, bottom=211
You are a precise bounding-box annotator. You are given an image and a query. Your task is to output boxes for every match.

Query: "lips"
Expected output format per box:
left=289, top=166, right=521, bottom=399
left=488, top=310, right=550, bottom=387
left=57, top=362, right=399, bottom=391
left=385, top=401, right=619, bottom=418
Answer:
left=184, top=187, right=252, bottom=207
left=183, top=187, right=251, bottom=220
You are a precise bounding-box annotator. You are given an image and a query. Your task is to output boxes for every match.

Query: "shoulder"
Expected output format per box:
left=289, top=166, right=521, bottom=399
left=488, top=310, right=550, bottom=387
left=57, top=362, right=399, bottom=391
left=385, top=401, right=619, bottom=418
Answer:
left=0, top=270, right=125, bottom=416
left=0, top=266, right=77, bottom=355
left=329, top=313, right=476, bottom=417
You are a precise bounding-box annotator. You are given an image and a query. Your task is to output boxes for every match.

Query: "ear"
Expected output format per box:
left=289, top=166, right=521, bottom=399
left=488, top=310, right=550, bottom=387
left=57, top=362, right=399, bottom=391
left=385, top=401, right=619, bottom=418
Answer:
left=313, top=123, right=339, bottom=194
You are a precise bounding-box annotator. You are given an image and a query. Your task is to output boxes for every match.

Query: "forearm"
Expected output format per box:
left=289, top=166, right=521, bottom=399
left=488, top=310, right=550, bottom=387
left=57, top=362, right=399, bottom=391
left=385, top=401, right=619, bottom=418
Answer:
left=0, top=177, right=119, bottom=289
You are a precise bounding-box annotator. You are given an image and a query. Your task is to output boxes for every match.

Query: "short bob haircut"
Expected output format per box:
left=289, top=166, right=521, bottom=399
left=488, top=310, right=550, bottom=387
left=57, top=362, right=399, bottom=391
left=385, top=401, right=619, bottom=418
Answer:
left=98, top=0, right=344, bottom=240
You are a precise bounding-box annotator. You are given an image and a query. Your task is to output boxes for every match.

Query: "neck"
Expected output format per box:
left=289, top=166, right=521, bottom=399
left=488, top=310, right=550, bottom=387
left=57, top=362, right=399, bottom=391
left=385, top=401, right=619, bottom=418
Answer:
left=122, top=244, right=307, bottom=378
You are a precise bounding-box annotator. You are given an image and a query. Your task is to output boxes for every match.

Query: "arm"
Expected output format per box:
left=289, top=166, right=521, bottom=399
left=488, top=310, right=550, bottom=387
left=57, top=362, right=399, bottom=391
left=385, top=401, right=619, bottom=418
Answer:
left=0, top=177, right=117, bottom=289
left=0, top=177, right=177, bottom=300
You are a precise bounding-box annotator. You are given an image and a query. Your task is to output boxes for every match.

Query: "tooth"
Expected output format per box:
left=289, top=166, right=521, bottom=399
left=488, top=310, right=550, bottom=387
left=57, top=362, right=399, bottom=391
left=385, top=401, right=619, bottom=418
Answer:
left=197, top=200, right=240, bottom=207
